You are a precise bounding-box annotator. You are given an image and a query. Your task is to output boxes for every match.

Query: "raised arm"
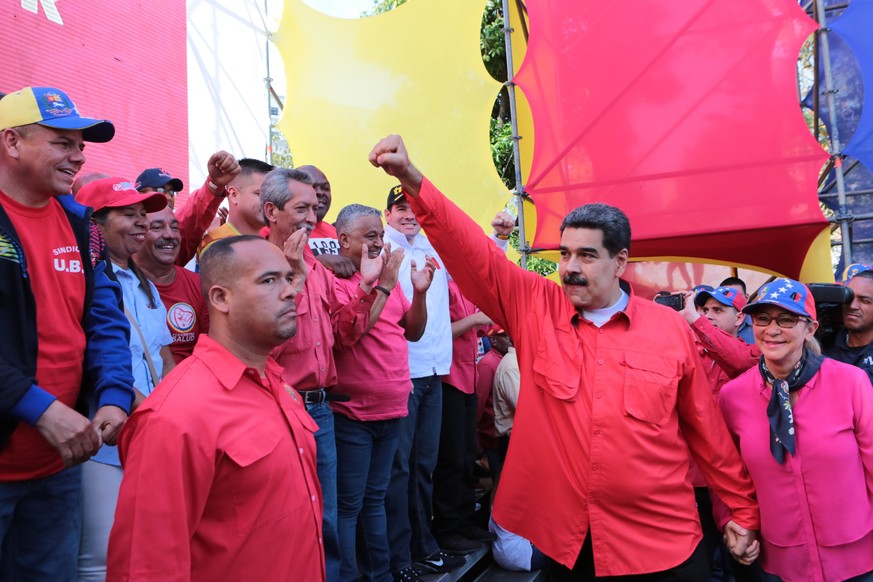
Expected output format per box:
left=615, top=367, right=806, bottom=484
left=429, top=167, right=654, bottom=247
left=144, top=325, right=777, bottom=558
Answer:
left=368, top=135, right=544, bottom=339
left=175, top=151, right=241, bottom=265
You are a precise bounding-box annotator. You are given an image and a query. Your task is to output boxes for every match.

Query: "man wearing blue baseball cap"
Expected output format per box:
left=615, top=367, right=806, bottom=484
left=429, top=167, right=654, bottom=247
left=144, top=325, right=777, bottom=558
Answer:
left=825, top=266, right=873, bottom=384
left=683, top=286, right=761, bottom=394
left=135, top=152, right=241, bottom=267
left=0, top=86, right=135, bottom=580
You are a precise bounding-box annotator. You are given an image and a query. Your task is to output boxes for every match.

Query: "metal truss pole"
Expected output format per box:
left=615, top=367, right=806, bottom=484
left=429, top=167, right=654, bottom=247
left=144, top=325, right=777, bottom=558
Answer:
left=815, top=0, right=853, bottom=264
left=265, top=0, right=275, bottom=165
left=501, top=0, right=529, bottom=269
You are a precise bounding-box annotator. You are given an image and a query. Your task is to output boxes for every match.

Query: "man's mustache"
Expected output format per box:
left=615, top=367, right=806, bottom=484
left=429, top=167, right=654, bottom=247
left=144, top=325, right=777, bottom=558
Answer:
left=562, top=274, right=588, bottom=286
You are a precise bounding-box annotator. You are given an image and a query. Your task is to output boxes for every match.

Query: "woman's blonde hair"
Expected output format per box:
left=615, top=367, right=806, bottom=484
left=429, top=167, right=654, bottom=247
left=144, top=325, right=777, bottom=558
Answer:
left=804, top=319, right=821, bottom=356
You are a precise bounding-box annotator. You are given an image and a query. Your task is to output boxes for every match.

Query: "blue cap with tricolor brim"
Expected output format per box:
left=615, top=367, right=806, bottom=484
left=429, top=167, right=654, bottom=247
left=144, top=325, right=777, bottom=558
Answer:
left=0, top=86, right=114, bottom=143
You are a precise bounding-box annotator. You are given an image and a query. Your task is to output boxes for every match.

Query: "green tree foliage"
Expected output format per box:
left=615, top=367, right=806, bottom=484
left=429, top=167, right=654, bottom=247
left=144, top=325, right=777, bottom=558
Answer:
left=510, top=231, right=557, bottom=276
left=362, top=0, right=407, bottom=16
left=490, top=116, right=514, bottom=189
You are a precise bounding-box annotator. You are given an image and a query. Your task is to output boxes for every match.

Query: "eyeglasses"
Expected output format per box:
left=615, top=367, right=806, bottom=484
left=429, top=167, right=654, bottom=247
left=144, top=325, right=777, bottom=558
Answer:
left=155, top=187, right=178, bottom=197
left=750, top=313, right=805, bottom=329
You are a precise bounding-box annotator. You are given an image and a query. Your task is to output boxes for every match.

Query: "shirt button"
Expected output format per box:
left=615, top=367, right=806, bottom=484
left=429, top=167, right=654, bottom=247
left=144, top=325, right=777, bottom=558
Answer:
left=317, top=342, right=321, bottom=347
left=299, top=447, right=304, bottom=455
left=591, top=498, right=597, bottom=505
left=593, top=427, right=601, bottom=434
left=591, top=464, right=599, bottom=471
left=313, top=317, right=318, bottom=322
left=599, top=328, right=604, bottom=334
left=311, top=495, right=316, bottom=502
left=598, top=359, right=604, bottom=365
left=595, top=392, right=601, bottom=399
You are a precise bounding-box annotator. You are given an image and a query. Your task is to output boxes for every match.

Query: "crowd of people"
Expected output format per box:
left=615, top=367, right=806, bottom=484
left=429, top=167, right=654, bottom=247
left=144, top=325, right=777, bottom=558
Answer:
left=1, top=85, right=872, bottom=582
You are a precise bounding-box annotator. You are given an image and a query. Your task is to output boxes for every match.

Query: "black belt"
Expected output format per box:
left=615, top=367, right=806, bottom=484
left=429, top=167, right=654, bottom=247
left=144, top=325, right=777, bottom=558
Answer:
left=297, top=388, right=350, bottom=404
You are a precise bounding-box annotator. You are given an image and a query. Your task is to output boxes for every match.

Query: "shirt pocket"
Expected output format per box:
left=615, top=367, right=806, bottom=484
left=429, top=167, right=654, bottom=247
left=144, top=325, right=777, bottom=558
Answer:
left=622, top=351, right=679, bottom=425
left=532, top=343, right=581, bottom=401
left=223, top=423, right=306, bottom=536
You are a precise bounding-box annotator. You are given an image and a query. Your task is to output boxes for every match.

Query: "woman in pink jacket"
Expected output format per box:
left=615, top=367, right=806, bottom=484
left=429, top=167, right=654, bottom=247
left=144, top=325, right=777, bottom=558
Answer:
left=719, top=278, right=873, bottom=582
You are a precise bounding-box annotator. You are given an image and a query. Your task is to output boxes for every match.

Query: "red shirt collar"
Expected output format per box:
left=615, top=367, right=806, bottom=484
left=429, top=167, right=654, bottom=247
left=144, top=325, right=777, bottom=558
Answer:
left=193, top=335, right=283, bottom=391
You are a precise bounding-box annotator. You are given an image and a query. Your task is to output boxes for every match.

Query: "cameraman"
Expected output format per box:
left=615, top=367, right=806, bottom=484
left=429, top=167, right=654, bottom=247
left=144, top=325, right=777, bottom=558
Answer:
left=825, top=269, right=873, bottom=384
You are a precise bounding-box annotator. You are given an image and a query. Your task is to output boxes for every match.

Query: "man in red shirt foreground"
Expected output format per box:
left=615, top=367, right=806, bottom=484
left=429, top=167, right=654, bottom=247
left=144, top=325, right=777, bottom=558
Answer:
left=108, top=235, right=324, bottom=581
left=367, top=135, right=760, bottom=580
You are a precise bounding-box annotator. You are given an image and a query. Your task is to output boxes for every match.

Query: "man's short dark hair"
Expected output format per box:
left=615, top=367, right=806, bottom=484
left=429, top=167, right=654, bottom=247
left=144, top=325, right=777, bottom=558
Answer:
left=852, top=270, right=873, bottom=282
left=719, top=276, right=747, bottom=293
left=199, top=235, right=264, bottom=296
left=560, top=203, right=631, bottom=257
left=238, top=158, right=274, bottom=178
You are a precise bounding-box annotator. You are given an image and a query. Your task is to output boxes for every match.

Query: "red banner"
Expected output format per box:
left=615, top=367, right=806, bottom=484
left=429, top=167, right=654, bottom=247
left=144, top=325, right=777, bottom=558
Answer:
left=1, top=0, right=188, bottom=194
left=517, top=0, right=828, bottom=278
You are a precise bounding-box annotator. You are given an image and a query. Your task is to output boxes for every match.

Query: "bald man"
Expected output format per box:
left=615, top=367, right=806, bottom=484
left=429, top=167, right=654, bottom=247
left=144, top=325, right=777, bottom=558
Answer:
left=298, top=164, right=356, bottom=278
left=108, top=235, right=325, bottom=581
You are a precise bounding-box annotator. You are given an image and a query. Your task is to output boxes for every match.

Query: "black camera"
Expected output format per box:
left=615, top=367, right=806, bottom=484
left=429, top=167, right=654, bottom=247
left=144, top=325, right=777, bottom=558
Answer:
left=654, top=293, right=685, bottom=311
left=808, top=283, right=854, bottom=348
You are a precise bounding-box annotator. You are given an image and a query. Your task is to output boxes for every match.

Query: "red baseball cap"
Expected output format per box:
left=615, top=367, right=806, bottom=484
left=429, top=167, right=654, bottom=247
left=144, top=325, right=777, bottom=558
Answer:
left=76, top=177, right=167, bottom=213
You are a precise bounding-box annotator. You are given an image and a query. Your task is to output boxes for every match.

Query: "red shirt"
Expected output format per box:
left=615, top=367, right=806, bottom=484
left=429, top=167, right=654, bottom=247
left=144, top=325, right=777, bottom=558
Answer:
left=108, top=335, right=324, bottom=581
left=271, top=248, right=375, bottom=391
left=408, top=178, right=759, bottom=574
left=331, top=272, right=411, bottom=421
left=154, top=266, right=209, bottom=363
left=475, top=349, right=503, bottom=450
left=0, top=192, right=86, bottom=480
left=690, top=316, right=761, bottom=399
left=442, top=280, right=480, bottom=394
left=175, top=180, right=222, bottom=266
left=309, top=220, right=339, bottom=257
left=686, top=316, right=760, bottom=487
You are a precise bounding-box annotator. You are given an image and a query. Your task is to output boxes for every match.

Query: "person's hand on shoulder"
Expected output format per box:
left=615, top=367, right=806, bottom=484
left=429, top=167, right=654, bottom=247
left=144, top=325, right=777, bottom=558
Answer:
left=317, top=254, right=357, bottom=279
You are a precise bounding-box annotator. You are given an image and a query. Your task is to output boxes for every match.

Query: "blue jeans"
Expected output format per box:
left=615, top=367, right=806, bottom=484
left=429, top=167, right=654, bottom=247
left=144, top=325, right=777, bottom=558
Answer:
left=306, top=400, right=340, bottom=582
left=386, top=375, right=442, bottom=569
left=334, top=414, right=400, bottom=582
left=0, top=466, right=82, bottom=582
